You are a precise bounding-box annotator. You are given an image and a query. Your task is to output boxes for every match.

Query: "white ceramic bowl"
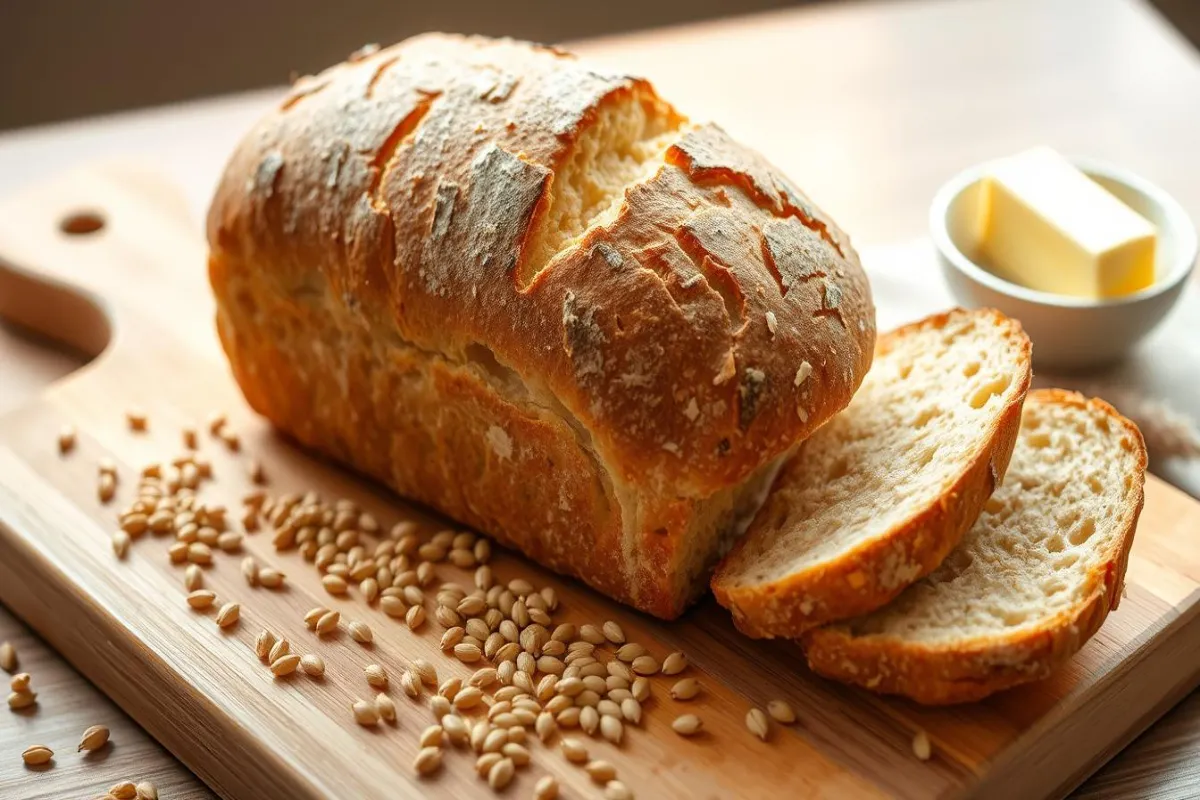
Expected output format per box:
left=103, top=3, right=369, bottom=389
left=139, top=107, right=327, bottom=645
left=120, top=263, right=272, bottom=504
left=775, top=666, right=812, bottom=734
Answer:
left=930, top=157, right=1197, bottom=371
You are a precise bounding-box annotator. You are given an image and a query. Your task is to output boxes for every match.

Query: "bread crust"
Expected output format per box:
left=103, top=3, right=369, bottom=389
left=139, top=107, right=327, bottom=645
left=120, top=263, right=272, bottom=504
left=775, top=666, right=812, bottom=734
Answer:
left=206, top=34, right=874, bottom=616
left=801, top=390, right=1148, bottom=704
left=711, top=308, right=1031, bottom=636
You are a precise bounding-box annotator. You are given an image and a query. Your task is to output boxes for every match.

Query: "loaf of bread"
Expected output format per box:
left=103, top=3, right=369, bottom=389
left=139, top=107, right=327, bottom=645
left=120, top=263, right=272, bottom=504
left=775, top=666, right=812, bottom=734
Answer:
left=803, top=389, right=1146, bottom=704
left=712, top=309, right=1031, bottom=637
left=206, top=34, right=875, bottom=617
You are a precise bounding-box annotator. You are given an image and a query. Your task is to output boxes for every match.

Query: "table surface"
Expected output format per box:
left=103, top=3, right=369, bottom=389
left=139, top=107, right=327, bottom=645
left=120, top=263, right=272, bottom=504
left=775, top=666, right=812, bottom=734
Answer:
left=2, top=0, right=1199, bottom=796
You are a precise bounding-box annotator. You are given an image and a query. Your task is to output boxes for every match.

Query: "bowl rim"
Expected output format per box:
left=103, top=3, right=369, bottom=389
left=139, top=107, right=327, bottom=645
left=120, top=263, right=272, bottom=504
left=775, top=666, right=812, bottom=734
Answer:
left=929, top=155, right=1198, bottom=310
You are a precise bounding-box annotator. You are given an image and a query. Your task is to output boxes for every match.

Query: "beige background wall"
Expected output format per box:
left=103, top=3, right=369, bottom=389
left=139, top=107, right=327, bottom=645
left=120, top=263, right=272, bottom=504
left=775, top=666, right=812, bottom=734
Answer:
left=0, top=0, right=802, bottom=130
left=3, top=0, right=1197, bottom=132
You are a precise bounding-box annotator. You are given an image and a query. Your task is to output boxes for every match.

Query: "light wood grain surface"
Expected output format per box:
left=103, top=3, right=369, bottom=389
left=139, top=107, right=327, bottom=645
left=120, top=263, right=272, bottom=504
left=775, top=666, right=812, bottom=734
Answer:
left=0, top=606, right=215, bottom=800
left=0, top=0, right=1199, bottom=797
left=2, top=163, right=1200, bottom=800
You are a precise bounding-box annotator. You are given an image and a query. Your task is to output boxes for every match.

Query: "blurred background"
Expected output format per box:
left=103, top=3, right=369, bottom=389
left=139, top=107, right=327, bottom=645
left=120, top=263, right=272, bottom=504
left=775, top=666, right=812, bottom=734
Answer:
left=2, top=0, right=1197, bottom=131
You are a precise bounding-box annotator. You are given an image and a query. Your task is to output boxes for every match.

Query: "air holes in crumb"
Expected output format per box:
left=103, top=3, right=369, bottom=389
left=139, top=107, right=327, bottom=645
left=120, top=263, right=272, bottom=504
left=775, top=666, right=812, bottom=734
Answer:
left=897, top=361, right=913, bottom=380
left=968, top=374, right=1011, bottom=409
left=1087, top=475, right=1104, bottom=494
left=962, top=361, right=980, bottom=377
left=1055, top=553, right=1080, bottom=570
left=60, top=211, right=105, bottom=235
left=1046, top=535, right=1065, bottom=554
left=1028, top=431, right=1052, bottom=449
left=826, top=457, right=851, bottom=482
left=1042, top=579, right=1067, bottom=595
left=916, top=446, right=936, bottom=467
left=913, top=407, right=938, bottom=428
left=1002, top=610, right=1028, bottom=626
left=943, top=551, right=973, bottom=579
left=1069, top=517, right=1096, bottom=546
left=984, top=497, right=1004, bottom=514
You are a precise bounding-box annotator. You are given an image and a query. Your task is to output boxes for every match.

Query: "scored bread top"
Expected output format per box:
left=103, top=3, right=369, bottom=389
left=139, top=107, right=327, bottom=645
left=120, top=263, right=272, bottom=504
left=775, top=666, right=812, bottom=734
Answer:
left=802, top=389, right=1147, bottom=704
left=206, top=33, right=875, bottom=497
left=712, top=308, right=1031, bottom=637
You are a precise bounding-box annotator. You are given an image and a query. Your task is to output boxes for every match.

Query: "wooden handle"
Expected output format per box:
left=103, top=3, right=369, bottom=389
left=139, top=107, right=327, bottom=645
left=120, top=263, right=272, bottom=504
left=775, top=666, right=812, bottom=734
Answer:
left=0, top=161, right=214, bottom=363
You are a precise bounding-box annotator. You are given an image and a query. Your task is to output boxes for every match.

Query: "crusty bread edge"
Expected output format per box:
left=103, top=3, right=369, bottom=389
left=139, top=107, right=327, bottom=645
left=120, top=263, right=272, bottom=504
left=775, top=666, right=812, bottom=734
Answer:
left=712, top=308, right=1032, bottom=639
left=800, top=389, right=1148, bottom=705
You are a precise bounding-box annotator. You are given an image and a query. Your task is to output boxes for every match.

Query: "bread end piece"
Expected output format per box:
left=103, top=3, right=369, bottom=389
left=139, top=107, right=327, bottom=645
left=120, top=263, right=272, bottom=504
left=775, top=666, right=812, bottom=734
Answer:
left=713, top=308, right=1031, bottom=637
left=802, top=389, right=1147, bottom=704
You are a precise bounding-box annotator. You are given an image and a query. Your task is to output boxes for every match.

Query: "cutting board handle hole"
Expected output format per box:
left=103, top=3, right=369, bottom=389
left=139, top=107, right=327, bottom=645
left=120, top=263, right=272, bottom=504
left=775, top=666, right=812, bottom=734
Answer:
left=59, top=211, right=105, bottom=236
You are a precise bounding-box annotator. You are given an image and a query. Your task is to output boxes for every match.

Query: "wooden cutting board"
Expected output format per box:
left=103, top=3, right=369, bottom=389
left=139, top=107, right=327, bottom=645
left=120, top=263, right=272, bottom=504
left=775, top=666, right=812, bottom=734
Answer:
left=2, top=163, right=1199, bottom=800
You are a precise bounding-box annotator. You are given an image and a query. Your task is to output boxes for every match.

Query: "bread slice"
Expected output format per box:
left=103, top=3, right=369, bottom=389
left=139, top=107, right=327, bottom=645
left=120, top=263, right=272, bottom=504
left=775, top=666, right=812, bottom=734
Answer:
left=803, top=389, right=1147, bottom=704
left=712, top=308, right=1032, bottom=637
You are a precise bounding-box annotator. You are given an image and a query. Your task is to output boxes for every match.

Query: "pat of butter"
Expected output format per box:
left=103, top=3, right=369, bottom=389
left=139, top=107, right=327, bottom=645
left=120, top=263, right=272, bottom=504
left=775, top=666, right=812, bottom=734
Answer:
left=976, top=147, right=1156, bottom=298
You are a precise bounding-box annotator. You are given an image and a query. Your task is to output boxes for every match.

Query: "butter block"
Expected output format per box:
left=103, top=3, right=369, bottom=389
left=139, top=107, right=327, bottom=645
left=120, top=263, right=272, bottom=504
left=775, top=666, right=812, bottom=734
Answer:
left=977, top=147, right=1156, bottom=298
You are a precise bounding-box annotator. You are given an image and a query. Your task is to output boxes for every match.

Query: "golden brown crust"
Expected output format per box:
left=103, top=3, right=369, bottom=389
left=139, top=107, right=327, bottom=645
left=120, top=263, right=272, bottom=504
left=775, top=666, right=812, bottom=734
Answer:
left=801, top=390, right=1148, bottom=704
left=711, top=308, right=1031, bottom=637
left=206, top=34, right=874, bottom=617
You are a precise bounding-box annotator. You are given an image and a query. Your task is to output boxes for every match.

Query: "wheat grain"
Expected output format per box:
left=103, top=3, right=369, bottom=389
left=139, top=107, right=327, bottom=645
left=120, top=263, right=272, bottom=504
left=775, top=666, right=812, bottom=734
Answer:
left=77, top=724, right=110, bottom=752
left=186, top=590, right=216, bottom=610
left=534, top=710, right=556, bottom=743
left=438, top=677, right=462, bottom=701
left=353, top=699, right=380, bottom=726
left=661, top=651, right=688, bottom=675
left=20, top=745, right=52, bottom=765
left=442, top=712, right=469, bottom=746
left=420, top=724, right=444, bottom=747
left=555, top=739, right=587, bottom=768
left=255, top=630, right=276, bottom=661
left=111, top=530, right=131, bottom=559
left=475, top=751, right=503, bottom=777
left=600, top=714, right=624, bottom=745
left=215, top=602, right=240, bottom=628
left=184, top=564, right=204, bottom=592
left=110, top=782, right=138, bottom=799
left=342, top=621, right=371, bottom=645
left=605, top=780, right=634, bottom=800
left=57, top=425, right=76, bottom=454
left=186, top=542, right=212, bottom=565
left=430, top=695, right=453, bottom=720
left=8, top=690, right=37, bottom=709
left=767, top=699, right=796, bottom=724
left=912, top=730, right=932, bottom=761
left=316, top=610, right=340, bottom=635
left=322, top=574, right=348, bottom=596
left=746, top=708, right=770, bottom=741
left=401, top=670, right=422, bottom=699
left=672, top=714, right=702, bottom=736
left=376, top=693, right=396, bottom=723
left=10, top=673, right=30, bottom=693
left=268, top=638, right=290, bottom=663
left=454, top=686, right=484, bottom=710
left=534, top=775, right=559, bottom=800
left=136, top=780, right=159, bottom=800
left=487, top=757, right=516, bottom=791
left=270, top=654, right=301, bottom=677
left=670, top=678, right=699, bottom=701
left=585, top=760, right=617, bottom=783
left=300, top=654, right=325, bottom=677
left=258, top=568, right=286, bottom=589
left=406, top=604, right=426, bottom=630
left=365, top=664, right=388, bottom=689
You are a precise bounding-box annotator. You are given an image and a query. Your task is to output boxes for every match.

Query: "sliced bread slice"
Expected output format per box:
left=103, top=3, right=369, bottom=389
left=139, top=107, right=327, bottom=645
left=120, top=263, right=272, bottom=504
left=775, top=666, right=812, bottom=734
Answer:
left=803, top=389, right=1147, bottom=704
left=712, top=308, right=1032, bottom=638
